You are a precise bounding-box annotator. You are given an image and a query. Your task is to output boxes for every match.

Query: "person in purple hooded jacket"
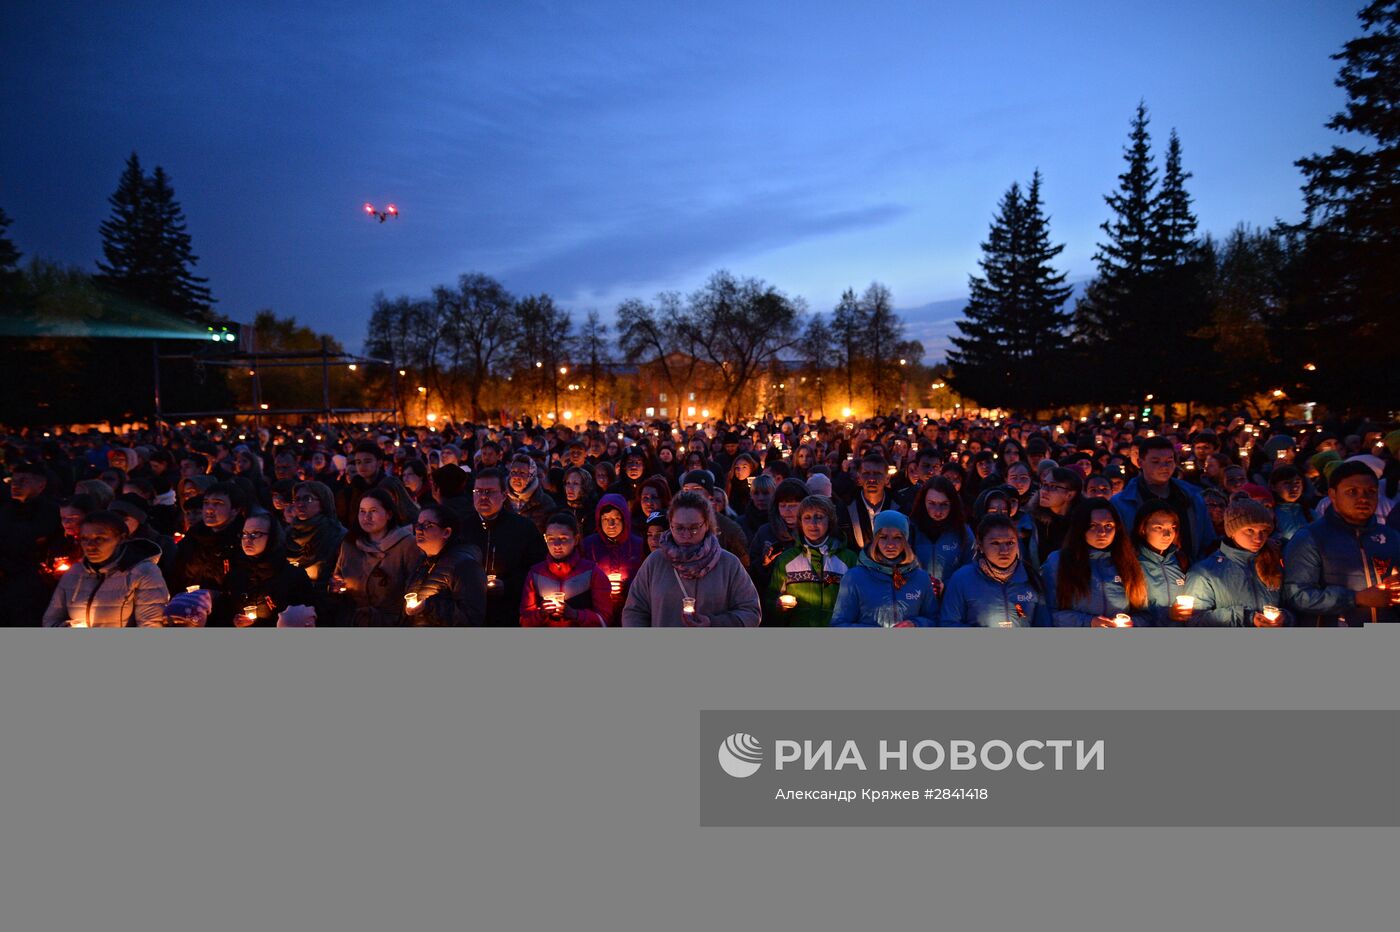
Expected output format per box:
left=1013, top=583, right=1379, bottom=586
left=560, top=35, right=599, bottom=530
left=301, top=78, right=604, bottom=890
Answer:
left=580, top=493, right=646, bottom=625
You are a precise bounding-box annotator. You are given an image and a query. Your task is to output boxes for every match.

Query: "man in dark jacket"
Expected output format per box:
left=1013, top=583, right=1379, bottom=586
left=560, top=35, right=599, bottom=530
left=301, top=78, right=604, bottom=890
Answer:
left=840, top=453, right=900, bottom=550
left=335, top=441, right=387, bottom=528
left=1110, top=436, right=1216, bottom=561
left=461, top=467, right=547, bottom=626
left=169, top=482, right=247, bottom=596
left=1284, top=461, right=1400, bottom=626
left=0, top=463, right=64, bottom=626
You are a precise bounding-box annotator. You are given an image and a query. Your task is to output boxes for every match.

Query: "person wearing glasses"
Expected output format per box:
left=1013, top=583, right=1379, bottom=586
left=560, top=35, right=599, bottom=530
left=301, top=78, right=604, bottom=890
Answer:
left=1028, top=467, right=1081, bottom=573
left=402, top=505, right=488, bottom=627
left=285, top=481, right=346, bottom=596
left=461, top=467, right=547, bottom=627
left=43, top=511, right=169, bottom=628
left=331, top=488, right=419, bottom=627
left=215, top=513, right=315, bottom=627
left=621, top=491, right=760, bottom=627
left=939, top=515, right=1051, bottom=628
left=1042, top=499, right=1151, bottom=627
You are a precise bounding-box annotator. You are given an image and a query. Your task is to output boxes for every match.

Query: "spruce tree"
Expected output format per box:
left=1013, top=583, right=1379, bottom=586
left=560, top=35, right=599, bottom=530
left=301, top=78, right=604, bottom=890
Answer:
left=96, top=152, right=214, bottom=322
left=1294, top=0, right=1400, bottom=408
left=0, top=206, right=21, bottom=285
left=1149, top=130, right=1198, bottom=267
left=1074, top=102, right=1160, bottom=401
left=949, top=172, right=1073, bottom=410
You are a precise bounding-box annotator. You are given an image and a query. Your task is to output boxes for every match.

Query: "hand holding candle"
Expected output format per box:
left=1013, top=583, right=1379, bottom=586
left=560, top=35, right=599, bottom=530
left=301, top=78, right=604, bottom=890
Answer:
left=1171, top=594, right=1195, bottom=623
left=404, top=591, right=420, bottom=613
left=608, top=572, right=622, bottom=597
left=778, top=594, right=797, bottom=611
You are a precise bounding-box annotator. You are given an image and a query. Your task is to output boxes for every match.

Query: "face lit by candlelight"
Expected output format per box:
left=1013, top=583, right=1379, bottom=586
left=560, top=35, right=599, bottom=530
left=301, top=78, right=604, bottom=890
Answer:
left=544, top=524, right=577, bottom=562
left=599, top=507, right=625, bottom=542
left=78, top=520, right=123, bottom=565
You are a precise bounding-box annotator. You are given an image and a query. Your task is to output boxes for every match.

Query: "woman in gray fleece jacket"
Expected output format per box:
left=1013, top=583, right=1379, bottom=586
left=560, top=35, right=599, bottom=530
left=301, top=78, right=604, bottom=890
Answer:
left=622, top=491, right=761, bottom=628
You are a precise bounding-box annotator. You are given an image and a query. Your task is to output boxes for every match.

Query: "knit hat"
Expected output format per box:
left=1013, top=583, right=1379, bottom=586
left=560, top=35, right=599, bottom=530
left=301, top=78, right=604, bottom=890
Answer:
left=872, top=511, right=909, bottom=538
left=110, top=496, right=149, bottom=525
left=1224, top=498, right=1274, bottom=537
left=1384, top=430, right=1400, bottom=458
left=164, top=589, right=212, bottom=627
left=1309, top=450, right=1341, bottom=476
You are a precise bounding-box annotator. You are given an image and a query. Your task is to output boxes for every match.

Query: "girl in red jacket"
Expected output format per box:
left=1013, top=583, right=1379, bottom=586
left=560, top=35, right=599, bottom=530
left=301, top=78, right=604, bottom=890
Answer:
left=519, top=513, right=612, bottom=627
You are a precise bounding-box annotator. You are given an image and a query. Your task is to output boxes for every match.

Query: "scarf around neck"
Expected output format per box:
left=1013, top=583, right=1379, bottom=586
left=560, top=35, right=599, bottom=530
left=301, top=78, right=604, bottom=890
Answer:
left=660, top=530, right=722, bottom=580
left=977, top=553, right=1019, bottom=585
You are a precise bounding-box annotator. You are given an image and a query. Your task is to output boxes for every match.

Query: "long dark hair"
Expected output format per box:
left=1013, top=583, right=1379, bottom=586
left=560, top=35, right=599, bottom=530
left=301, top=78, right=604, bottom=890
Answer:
left=1056, top=498, right=1147, bottom=610
left=909, top=475, right=967, bottom=542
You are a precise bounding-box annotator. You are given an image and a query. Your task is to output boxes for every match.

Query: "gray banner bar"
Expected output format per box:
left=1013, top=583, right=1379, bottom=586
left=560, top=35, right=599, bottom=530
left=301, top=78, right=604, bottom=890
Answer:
left=702, top=710, right=1399, bottom=826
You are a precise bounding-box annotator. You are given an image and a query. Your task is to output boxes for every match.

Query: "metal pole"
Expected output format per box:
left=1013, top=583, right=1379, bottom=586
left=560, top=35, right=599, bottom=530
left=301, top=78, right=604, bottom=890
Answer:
left=321, top=337, right=331, bottom=425
left=250, top=329, right=261, bottom=432
left=151, top=340, right=163, bottom=433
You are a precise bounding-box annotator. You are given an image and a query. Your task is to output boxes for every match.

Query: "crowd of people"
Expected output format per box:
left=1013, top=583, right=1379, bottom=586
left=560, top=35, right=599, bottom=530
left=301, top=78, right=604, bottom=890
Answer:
left=3, top=409, right=1399, bottom=628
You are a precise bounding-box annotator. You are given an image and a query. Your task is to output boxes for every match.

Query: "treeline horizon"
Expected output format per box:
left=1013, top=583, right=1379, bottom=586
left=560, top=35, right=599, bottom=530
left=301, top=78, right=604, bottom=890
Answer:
left=1, top=1, right=1394, bottom=424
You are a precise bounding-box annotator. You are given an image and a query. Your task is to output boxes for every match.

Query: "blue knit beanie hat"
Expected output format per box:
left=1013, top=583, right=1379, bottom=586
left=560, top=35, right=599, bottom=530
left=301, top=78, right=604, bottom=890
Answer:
left=872, top=511, right=909, bottom=538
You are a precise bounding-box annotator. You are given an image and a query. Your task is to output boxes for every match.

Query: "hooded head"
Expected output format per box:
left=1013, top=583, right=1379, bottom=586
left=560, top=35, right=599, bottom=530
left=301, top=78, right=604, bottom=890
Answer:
left=594, top=492, right=633, bottom=544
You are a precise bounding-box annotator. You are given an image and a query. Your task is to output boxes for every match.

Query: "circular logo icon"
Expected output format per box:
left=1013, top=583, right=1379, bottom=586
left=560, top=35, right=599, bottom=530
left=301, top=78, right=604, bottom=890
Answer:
left=718, top=733, right=763, bottom=778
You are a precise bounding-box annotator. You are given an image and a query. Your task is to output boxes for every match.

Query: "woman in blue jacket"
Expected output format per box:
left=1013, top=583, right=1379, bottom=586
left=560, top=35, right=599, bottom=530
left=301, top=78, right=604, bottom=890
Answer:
left=1042, top=498, right=1150, bottom=627
left=1184, top=498, right=1290, bottom=627
left=939, top=515, right=1050, bottom=627
left=1132, top=501, right=1192, bottom=626
left=908, top=476, right=974, bottom=602
left=830, top=511, right=939, bottom=628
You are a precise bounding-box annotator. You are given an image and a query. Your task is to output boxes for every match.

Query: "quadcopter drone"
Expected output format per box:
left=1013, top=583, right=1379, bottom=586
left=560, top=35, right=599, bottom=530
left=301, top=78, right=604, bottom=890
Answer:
left=363, top=202, right=399, bottom=223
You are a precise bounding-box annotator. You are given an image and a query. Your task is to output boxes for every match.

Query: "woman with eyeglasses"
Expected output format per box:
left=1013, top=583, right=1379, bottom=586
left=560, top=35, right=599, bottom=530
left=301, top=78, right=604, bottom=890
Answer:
left=621, top=491, right=760, bottom=627
left=402, top=505, right=488, bottom=626
left=1041, top=498, right=1150, bottom=627
left=285, top=481, right=346, bottom=597
left=519, top=513, right=611, bottom=627
left=330, top=488, right=420, bottom=626
left=939, top=515, right=1051, bottom=628
left=219, top=513, right=315, bottom=627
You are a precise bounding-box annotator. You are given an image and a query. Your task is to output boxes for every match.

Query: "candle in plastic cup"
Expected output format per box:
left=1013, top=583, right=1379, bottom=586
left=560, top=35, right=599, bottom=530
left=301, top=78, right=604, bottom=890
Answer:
left=1174, top=595, right=1195, bottom=611
left=1112, top=613, right=1132, bottom=627
left=404, top=592, right=419, bottom=611
left=70, top=618, right=88, bottom=628
left=486, top=574, right=498, bottom=589
left=1262, top=605, right=1281, bottom=623
left=682, top=597, right=696, bottom=615
left=242, top=604, right=259, bottom=624
left=608, top=572, right=622, bottom=594
left=185, top=585, right=201, bottom=594
left=778, top=594, right=798, bottom=610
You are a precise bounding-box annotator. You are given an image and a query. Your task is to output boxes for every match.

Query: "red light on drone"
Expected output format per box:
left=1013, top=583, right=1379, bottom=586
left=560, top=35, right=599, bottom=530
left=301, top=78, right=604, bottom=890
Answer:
left=364, top=203, right=376, bottom=214
left=386, top=204, right=398, bottom=215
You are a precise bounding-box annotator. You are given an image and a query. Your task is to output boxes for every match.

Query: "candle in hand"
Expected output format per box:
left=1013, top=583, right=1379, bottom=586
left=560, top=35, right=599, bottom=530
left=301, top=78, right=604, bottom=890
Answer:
left=778, top=594, right=797, bottom=610
left=1261, top=605, right=1281, bottom=623
left=1112, top=613, right=1132, bottom=627
left=1175, top=595, right=1195, bottom=611
left=404, top=592, right=420, bottom=611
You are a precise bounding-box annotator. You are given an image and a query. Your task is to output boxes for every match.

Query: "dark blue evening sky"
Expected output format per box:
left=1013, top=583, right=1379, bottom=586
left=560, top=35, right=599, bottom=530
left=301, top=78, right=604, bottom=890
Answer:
left=0, top=1, right=1358, bottom=358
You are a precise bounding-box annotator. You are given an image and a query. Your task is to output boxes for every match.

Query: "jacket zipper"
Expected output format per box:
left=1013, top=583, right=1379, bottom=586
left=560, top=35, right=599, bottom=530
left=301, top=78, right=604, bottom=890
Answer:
left=1358, top=529, right=1376, bottom=625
